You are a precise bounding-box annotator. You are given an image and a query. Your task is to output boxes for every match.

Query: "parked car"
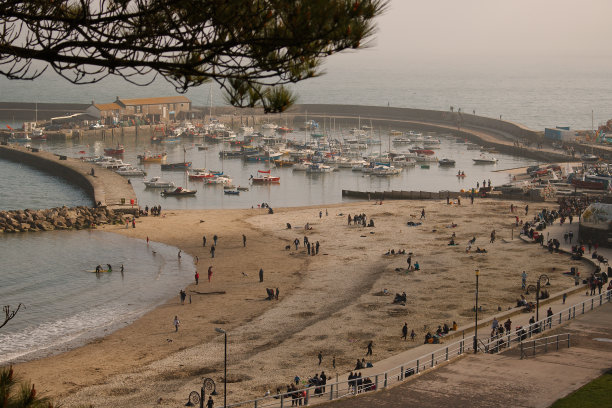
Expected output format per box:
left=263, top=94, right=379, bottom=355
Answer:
left=89, top=123, right=104, bottom=130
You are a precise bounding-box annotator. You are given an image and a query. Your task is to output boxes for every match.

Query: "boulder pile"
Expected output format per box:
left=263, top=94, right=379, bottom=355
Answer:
left=0, top=206, right=128, bottom=232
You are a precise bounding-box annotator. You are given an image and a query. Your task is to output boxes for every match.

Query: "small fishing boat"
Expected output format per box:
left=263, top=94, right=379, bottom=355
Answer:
left=251, top=170, right=280, bottom=183
left=456, top=173, right=466, bottom=178
left=143, top=176, right=175, bottom=188
left=115, top=166, right=147, bottom=177
left=237, top=186, right=249, bottom=191
left=472, top=154, right=498, bottom=164
left=161, top=162, right=192, bottom=171
left=306, top=163, right=333, bottom=173
left=438, top=158, right=456, bottom=166
left=409, top=148, right=435, bottom=156
left=206, top=175, right=232, bottom=185
left=161, top=187, right=197, bottom=196
left=104, top=145, right=125, bottom=155
left=188, top=170, right=214, bottom=180
left=138, top=152, right=167, bottom=163
left=224, top=190, right=240, bottom=195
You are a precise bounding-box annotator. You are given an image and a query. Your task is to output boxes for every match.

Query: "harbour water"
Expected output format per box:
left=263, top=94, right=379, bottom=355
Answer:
left=0, top=230, right=194, bottom=364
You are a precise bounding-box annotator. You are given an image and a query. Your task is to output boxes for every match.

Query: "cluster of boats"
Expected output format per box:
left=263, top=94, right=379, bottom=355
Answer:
left=84, top=156, right=147, bottom=177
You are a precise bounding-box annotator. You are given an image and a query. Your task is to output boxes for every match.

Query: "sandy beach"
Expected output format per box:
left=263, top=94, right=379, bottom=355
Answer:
left=11, top=198, right=590, bottom=407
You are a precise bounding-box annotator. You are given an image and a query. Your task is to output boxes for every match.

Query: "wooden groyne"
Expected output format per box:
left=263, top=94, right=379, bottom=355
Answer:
left=342, top=189, right=548, bottom=202
left=0, top=143, right=137, bottom=212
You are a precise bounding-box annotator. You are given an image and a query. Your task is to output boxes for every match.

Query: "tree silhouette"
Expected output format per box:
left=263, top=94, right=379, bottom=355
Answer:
left=0, top=0, right=388, bottom=102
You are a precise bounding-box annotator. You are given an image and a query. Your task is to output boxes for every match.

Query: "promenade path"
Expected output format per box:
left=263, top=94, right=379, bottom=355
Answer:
left=308, top=218, right=611, bottom=407
left=323, top=302, right=612, bottom=408
left=0, top=144, right=137, bottom=211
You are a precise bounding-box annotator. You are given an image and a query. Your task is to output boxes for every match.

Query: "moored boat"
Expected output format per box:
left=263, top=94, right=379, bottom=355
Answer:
left=438, top=158, right=456, bottom=166
left=161, top=187, right=196, bottom=196
left=138, top=152, right=167, bottom=163
left=472, top=154, right=498, bottom=164
left=144, top=176, right=175, bottom=188
left=251, top=170, right=280, bottom=183
left=104, top=145, right=125, bottom=155
left=161, top=162, right=192, bottom=171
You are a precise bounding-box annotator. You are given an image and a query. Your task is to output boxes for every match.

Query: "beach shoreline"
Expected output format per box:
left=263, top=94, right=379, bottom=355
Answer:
left=10, top=199, right=591, bottom=407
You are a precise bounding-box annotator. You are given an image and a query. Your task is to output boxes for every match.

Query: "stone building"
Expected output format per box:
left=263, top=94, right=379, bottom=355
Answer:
left=86, top=96, right=192, bottom=124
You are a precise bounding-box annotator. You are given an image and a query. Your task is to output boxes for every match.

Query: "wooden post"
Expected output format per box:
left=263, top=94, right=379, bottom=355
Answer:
left=416, top=359, right=419, bottom=374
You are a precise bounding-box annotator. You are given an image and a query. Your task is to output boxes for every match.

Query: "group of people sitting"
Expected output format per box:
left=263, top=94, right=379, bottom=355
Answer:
left=423, top=321, right=459, bottom=344
left=393, top=292, right=407, bottom=305
left=348, top=371, right=375, bottom=393
left=384, top=249, right=407, bottom=255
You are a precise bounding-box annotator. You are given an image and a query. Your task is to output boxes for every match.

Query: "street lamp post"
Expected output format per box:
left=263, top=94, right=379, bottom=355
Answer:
left=526, top=274, right=550, bottom=322
left=474, top=268, right=480, bottom=354
left=215, top=328, right=227, bottom=408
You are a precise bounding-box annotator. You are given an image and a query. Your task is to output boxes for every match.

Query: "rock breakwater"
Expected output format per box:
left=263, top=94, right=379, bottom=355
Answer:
left=0, top=206, right=127, bottom=233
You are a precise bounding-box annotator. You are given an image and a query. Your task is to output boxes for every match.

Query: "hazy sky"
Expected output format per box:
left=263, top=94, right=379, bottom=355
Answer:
left=325, top=0, right=612, bottom=68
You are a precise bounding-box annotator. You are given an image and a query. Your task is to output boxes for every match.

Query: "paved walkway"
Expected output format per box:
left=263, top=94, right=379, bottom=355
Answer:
left=322, top=302, right=612, bottom=408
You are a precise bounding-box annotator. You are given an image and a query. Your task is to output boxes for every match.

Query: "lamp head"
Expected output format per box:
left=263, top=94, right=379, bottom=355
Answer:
left=475, top=269, right=480, bottom=276
left=211, top=390, right=218, bottom=396
left=215, top=328, right=226, bottom=334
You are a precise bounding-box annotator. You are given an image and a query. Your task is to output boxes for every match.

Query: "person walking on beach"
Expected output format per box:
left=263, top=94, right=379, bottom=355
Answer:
left=525, top=205, right=529, bottom=215
left=210, top=245, right=215, bottom=258
left=420, top=209, right=425, bottom=219
left=275, top=287, right=279, bottom=300
left=318, top=351, right=323, bottom=365
left=180, top=290, right=186, bottom=305
left=213, top=234, right=218, bottom=246
left=407, top=255, right=412, bottom=269
left=132, top=219, right=136, bottom=228
left=366, top=341, right=373, bottom=356
left=243, top=234, right=247, bottom=247
left=173, top=315, right=180, bottom=332
left=294, top=238, right=299, bottom=250
left=521, top=271, right=527, bottom=290
left=208, top=266, right=213, bottom=282
left=259, top=268, right=264, bottom=282
left=316, top=241, right=320, bottom=255
left=203, top=235, right=207, bottom=247
left=319, top=210, right=322, bottom=218
left=195, top=271, right=199, bottom=285
left=307, top=242, right=311, bottom=255
left=490, top=230, right=496, bottom=243
left=402, top=323, right=408, bottom=340
left=332, top=356, right=336, bottom=369
left=178, top=250, right=182, bottom=259
left=410, top=329, right=416, bottom=341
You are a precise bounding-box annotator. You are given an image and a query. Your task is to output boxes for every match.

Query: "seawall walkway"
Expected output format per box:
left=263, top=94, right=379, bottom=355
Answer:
left=0, top=144, right=137, bottom=211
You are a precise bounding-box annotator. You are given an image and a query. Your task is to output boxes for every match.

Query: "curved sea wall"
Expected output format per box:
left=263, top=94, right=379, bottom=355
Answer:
left=0, top=144, right=137, bottom=210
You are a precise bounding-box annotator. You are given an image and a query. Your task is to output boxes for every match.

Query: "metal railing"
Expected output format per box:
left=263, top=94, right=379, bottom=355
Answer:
left=520, top=333, right=571, bottom=359
left=221, top=289, right=611, bottom=407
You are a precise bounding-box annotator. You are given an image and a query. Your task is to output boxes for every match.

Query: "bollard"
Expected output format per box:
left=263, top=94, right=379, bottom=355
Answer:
left=545, top=337, right=548, bottom=353
left=384, top=373, right=388, bottom=388
left=254, top=400, right=257, bottom=408
left=591, top=299, right=594, bottom=310
left=559, top=313, right=561, bottom=324
left=532, top=340, right=536, bottom=357
left=573, top=306, right=576, bottom=319
left=520, top=341, right=523, bottom=359
left=280, top=394, right=283, bottom=408
left=329, top=384, right=334, bottom=401
left=431, top=353, right=434, bottom=367
left=582, top=302, right=585, bottom=314
left=416, top=359, right=419, bottom=374
left=400, top=366, right=404, bottom=380
left=375, top=375, right=378, bottom=391
left=305, top=388, right=309, bottom=406
left=556, top=335, right=559, bottom=351
left=445, top=347, right=449, bottom=361
left=600, top=294, right=603, bottom=305
left=567, top=333, right=570, bottom=348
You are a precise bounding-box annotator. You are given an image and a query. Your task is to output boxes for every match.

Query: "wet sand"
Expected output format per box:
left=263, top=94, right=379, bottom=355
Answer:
left=12, top=199, right=587, bottom=407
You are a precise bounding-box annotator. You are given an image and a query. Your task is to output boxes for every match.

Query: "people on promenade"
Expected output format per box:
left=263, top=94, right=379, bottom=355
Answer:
left=402, top=322, right=408, bottom=340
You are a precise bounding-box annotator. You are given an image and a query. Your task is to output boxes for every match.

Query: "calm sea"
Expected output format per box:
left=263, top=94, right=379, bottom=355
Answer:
left=0, top=61, right=611, bottom=130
